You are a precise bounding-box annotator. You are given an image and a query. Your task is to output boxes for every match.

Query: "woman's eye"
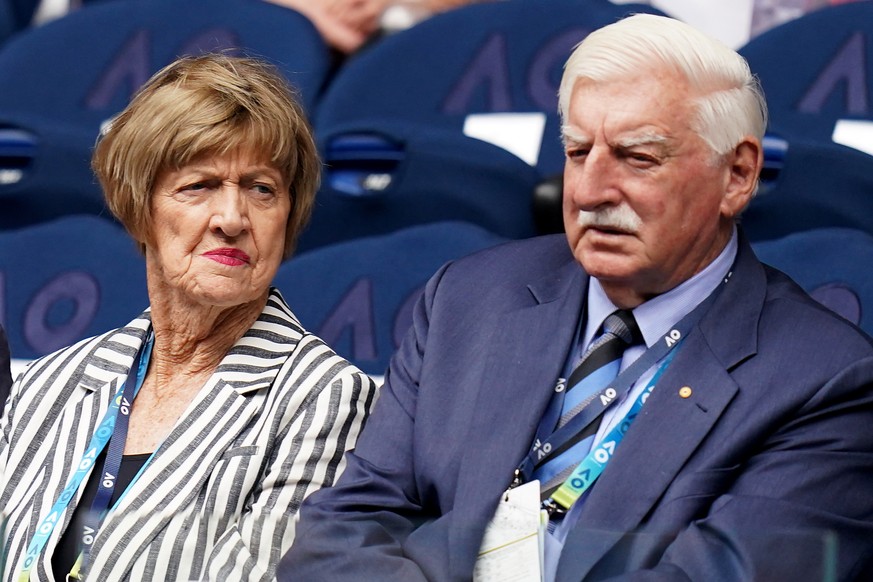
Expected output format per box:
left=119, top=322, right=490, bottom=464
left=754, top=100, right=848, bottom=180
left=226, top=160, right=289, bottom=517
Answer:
left=182, top=181, right=208, bottom=192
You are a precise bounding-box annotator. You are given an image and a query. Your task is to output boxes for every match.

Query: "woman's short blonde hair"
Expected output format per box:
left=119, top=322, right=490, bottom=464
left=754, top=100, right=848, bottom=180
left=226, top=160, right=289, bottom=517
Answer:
left=92, top=53, right=320, bottom=259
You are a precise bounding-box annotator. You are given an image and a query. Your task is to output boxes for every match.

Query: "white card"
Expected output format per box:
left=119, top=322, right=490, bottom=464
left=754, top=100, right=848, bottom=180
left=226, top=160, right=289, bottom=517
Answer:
left=463, top=113, right=546, bottom=166
left=473, top=480, right=544, bottom=582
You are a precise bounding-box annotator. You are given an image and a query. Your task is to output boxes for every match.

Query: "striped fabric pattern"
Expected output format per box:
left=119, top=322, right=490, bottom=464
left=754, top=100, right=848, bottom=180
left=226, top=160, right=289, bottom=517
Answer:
left=0, top=288, right=377, bottom=581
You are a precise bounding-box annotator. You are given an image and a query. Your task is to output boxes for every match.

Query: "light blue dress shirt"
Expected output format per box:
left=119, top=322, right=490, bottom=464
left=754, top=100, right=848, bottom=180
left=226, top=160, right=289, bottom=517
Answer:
left=542, top=227, right=739, bottom=581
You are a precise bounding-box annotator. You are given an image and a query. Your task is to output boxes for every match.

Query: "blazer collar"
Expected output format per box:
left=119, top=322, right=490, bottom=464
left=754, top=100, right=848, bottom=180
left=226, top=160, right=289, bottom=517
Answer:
left=73, top=289, right=304, bottom=576
left=76, top=313, right=152, bottom=395
left=558, top=234, right=767, bottom=580
left=77, top=288, right=304, bottom=397
left=203, top=288, right=306, bottom=396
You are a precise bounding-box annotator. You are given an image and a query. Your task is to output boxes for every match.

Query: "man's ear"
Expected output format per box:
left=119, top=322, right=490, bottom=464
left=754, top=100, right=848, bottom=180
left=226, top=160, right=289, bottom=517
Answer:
left=720, top=137, right=763, bottom=219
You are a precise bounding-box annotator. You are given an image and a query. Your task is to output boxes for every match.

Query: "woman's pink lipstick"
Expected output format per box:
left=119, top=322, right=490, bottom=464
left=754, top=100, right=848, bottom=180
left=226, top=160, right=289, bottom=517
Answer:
left=203, top=248, right=250, bottom=266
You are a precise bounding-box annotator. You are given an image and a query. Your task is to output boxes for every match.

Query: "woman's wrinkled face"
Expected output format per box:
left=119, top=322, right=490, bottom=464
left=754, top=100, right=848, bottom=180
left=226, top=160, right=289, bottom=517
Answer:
left=145, top=149, right=290, bottom=309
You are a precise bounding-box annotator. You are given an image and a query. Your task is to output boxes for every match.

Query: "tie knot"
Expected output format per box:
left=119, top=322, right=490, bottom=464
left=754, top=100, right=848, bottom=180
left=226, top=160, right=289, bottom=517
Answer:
left=602, top=309, right=641, bottom=346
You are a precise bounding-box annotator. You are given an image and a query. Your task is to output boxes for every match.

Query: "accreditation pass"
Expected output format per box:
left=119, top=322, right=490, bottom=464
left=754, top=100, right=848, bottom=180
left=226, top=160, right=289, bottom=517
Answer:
left=473, top=480, right=546, bottom=582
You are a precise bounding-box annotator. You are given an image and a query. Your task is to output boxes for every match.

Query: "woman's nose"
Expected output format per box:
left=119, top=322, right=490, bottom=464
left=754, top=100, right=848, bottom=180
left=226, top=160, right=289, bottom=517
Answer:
left=208, top=186, right=251, bottom=237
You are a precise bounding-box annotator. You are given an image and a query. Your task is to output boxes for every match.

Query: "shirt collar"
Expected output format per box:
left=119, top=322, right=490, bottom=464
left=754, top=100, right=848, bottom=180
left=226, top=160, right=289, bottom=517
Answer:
left=584, top=226, right=738, bottom=349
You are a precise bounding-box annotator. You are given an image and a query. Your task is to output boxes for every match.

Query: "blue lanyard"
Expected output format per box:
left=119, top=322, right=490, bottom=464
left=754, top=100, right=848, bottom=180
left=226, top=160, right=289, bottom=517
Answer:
left=518, top=271, right=731, bottom=482
left=78, top=336, right=153, bottom=571
left=547, top=348, right=677, bottom=512
left=18, top=336, right=152, bottom=582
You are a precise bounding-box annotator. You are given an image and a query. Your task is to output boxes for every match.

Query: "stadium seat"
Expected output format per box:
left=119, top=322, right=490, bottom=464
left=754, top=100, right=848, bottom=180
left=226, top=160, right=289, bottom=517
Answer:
left=296, top=120, right=540, bottom=252
left=276, top=221, right=507, bottom=375
left=741, top=134, right=873, bottom=242
left=0, top=114, right=107, bottom=229
left=313, top=0, right=664, bottom=180
left=753, top=227, right=873, bottom=336
left=0, top=0, right=332, bottom=229
left=739, top=2, right=873, bottom=154
left=0, top=1, right=15, bottom=46
left=0, top=215, right=148, bottom=361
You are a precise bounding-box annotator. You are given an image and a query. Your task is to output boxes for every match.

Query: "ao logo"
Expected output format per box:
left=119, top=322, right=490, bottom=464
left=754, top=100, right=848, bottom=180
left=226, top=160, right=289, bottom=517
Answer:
left=0, top=271, right=99, bottom=355
left=313, top=278, right=424, bottom=366
left=796, top=32, right=870, bottom=116
left=441, top=27, right=591, bottom=115
left=86, top=28, right=239, bottom=111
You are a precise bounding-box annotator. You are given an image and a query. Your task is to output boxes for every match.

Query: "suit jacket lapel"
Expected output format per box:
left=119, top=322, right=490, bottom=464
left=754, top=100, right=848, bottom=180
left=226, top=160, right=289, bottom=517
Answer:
left=558, top=236, right=767, bottom=581
left=450, top=259, right=589, bottom=579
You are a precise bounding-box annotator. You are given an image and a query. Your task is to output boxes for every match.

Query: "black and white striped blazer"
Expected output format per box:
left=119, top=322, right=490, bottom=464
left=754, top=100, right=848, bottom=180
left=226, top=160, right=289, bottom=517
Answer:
left=0, top=289, right=377, bottom=581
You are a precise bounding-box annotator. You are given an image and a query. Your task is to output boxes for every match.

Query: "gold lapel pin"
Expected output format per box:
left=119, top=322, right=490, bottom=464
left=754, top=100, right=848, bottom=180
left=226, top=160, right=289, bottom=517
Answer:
left=679, top=386, right=693, bottom=399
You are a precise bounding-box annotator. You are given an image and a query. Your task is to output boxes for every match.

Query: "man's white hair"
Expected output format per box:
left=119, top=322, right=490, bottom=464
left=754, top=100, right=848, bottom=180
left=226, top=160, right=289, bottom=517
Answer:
left=558, top=13, right=768, bottom=158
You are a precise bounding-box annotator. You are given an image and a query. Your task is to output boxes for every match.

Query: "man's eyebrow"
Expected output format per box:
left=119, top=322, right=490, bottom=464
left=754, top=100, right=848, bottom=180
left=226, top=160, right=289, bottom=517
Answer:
left=561, top=127, right=670, bottom=150
left=560, top=126, right=590, bottom=147
left=614, top=131, right=669, bottom=149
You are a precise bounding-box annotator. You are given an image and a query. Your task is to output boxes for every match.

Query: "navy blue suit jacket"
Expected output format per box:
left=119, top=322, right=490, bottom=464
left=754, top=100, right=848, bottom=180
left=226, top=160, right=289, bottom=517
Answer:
left=281, top=234, right=873, bottom=581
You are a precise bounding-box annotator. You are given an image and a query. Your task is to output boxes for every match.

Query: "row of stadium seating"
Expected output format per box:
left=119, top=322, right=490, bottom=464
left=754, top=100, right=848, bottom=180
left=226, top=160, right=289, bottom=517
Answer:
left=2, top=0, right=870, bottom=235
left=2, top=216, right=872, bottom=375
left=1, top=0, right=872, bottom=371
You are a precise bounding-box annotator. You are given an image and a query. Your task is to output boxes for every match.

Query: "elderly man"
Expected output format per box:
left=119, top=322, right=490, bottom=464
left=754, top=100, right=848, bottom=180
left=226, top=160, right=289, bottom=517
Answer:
left=280, top=14, right=873, bottom=581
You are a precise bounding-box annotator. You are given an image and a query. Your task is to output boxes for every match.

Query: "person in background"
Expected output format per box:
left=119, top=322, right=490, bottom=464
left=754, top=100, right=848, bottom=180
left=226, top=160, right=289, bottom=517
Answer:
left=280, top=13, right=873, bottom=582
left=268, top=0, right=492, bottom=53
left=0, top=53, right=376, bottom=581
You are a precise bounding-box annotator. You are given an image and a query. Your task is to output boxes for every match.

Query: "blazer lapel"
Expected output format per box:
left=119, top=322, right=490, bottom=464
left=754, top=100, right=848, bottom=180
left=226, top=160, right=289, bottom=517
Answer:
left=449, top=260, right=589, bottom=579
left=558, top=236, right=767, bottom=581
left=557, top=344, right=741, bottom=580
left=36, top=315, right=152, bottom=573
left=87, top=291, right=304, bottom=579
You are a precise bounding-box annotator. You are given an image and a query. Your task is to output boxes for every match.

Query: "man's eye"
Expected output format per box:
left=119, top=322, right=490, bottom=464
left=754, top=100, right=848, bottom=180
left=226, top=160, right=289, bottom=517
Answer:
left=624, top=151, right=659, bottom=167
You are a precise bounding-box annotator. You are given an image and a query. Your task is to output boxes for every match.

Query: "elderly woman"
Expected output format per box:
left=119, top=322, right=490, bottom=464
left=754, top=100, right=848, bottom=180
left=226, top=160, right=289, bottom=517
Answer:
left=0, top=54, right=376, bottom=581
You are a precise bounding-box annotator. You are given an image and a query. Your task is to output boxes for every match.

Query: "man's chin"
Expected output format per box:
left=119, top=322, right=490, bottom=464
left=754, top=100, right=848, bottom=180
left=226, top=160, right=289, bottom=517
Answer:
left=576, top=249, right=637, bottom=279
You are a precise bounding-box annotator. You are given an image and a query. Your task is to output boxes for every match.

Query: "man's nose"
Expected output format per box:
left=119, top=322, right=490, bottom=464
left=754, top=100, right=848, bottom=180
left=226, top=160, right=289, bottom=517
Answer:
left=564, top=147, right=621, bottom=211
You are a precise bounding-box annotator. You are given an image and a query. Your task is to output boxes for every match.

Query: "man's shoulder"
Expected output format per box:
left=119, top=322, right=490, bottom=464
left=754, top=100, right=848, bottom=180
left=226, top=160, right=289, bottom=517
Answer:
left=447, top=233, right=574, bottom=277
left=760, top=264, right=873, bottom=352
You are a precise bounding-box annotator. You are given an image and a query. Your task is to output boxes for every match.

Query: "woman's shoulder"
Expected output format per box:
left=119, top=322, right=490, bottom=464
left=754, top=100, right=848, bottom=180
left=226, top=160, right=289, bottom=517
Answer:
left=258, top=290, right=376, bottom=389
left=15, top=311, right=151, bottom=388
left=281, top=332, right=375, bottom=387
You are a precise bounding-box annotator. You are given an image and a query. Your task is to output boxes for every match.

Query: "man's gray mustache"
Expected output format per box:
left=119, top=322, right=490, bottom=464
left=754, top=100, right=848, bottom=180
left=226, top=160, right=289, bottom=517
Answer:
left=576, top=206, right=642, bottom=232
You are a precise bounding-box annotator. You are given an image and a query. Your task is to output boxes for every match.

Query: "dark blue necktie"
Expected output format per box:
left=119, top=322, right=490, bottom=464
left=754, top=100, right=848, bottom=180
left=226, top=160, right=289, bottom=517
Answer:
left=534, top=309, right=641, bottom=497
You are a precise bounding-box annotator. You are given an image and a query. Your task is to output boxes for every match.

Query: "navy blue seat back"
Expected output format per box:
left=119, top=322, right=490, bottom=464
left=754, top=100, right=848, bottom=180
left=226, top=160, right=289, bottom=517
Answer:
left=753, top=227, right=873, bottom=336
left=0, top=115, right=107, bottom=229
left=741, top=135, right=873, bottom=241
left=0, top=215, right=148, bottom=360
left=0, top=1, right=15, bottom=46
left=0, top=0, right=330, bottom=125
left=0, top=0, right=331, bottom=229
left=297, top=120, right=540, bottom=252
left=313, top=0, right=663, bottom=179
left=739, top=2, right=873, bottom=145
left=276, top=221, right=507, bottom=374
